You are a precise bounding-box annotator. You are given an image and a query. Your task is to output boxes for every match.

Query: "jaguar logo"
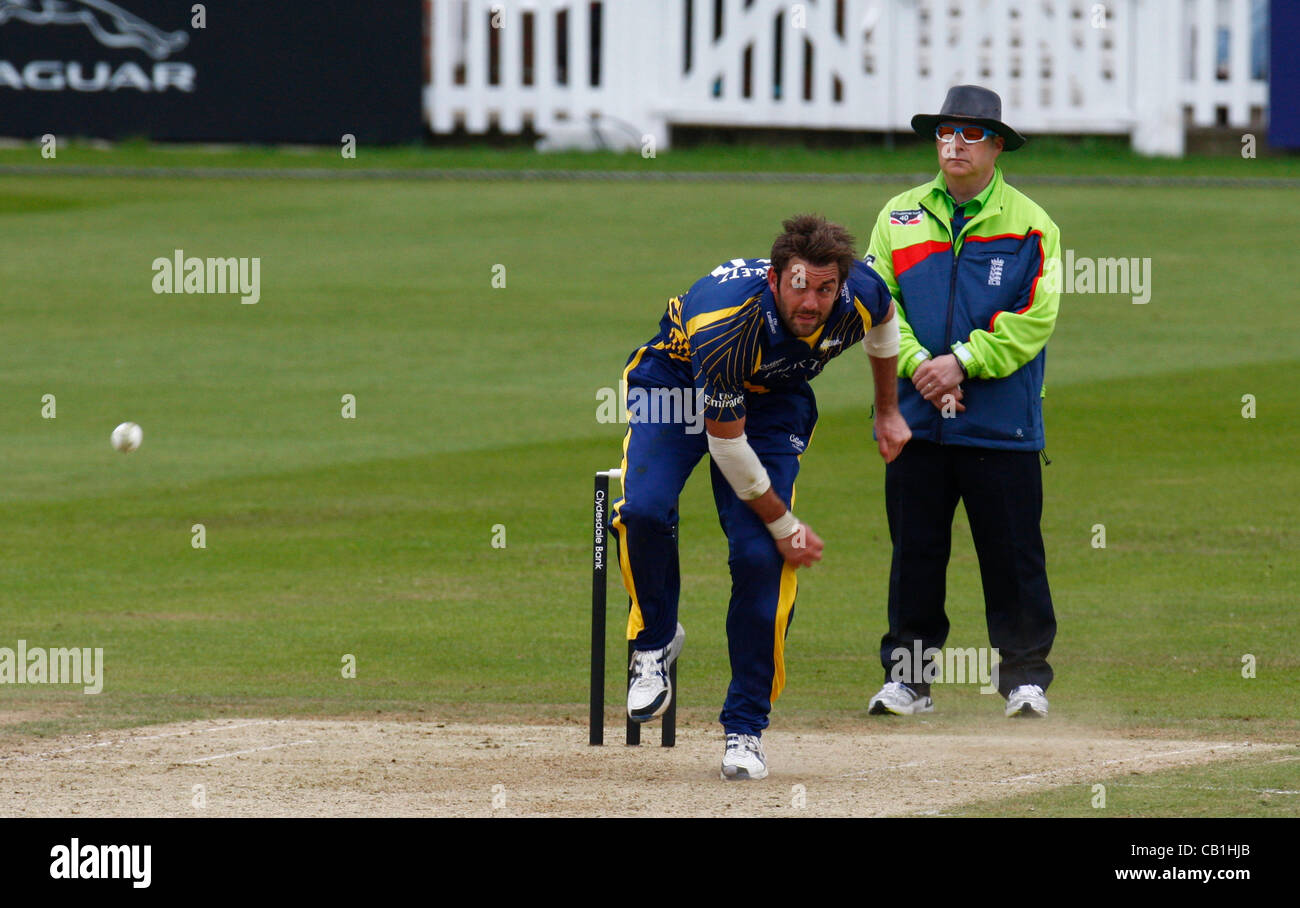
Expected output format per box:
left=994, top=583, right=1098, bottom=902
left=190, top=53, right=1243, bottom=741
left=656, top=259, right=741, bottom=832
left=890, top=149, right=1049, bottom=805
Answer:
left=0, top=0, right=189, bottom=59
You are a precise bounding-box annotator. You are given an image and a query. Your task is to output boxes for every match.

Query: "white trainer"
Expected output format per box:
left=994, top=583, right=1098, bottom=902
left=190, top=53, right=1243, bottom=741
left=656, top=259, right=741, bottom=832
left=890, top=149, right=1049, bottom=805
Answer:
left=867, top=681, right=934, bottom=715
left=720, top=733, right=768, bottom=781
left=626, top=623, right=685, bottom=722
left=1005, top=684, right=1048, bottom=718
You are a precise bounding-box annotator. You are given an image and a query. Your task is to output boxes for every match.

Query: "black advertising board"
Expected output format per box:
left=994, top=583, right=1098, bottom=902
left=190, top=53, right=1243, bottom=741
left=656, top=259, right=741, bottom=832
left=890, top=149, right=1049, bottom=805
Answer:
left=0, top=1, right=423, bottom=143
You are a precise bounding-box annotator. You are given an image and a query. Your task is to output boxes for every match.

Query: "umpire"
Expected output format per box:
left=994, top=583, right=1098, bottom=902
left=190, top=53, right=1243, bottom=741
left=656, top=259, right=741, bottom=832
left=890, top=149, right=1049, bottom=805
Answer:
left=864, top=85, right=1062, bottom=718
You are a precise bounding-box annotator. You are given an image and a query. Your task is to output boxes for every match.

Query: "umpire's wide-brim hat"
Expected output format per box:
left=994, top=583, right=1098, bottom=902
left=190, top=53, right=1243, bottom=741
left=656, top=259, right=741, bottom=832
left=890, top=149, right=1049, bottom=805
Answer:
left=911, top=85, right=1026, bottom=151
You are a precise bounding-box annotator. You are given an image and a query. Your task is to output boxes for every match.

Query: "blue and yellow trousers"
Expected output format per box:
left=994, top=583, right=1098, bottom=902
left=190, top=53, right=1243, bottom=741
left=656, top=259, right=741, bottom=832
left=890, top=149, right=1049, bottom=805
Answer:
left=610, top=349, right=816, bottom=737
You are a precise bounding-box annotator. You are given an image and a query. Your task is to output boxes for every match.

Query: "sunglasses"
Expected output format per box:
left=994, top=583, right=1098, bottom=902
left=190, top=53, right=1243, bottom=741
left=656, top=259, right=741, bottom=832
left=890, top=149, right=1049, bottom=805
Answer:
left=936, top=122, right=996, bottom=144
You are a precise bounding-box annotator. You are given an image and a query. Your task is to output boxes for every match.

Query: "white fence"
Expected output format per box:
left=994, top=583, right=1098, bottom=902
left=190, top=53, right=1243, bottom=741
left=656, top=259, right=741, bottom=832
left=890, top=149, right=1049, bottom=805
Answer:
left=426, top=0, right=1269, bottom=156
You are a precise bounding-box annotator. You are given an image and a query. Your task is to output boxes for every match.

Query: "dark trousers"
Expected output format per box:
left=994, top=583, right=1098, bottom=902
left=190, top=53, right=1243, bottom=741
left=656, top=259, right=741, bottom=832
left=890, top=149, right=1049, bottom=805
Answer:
left=881, top=439, right=1055, bottom=698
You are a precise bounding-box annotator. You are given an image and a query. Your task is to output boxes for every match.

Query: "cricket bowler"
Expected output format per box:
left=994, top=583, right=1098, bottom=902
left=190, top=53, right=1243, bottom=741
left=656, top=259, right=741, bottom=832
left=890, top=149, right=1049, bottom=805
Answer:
left=609, top=214, right=911, bottom=780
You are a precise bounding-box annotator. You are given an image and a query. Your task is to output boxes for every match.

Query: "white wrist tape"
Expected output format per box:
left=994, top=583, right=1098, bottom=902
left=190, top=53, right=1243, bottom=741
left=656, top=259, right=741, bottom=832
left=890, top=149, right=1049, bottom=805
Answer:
left=862, top=316, right=900, bottom=358
left=765, top=510, right=801, bottom=540
left=707, top=432, right=771, bottom=501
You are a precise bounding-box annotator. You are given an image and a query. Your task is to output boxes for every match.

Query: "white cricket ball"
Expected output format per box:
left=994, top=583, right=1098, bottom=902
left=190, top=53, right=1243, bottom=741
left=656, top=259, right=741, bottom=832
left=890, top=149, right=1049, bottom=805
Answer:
left=111, top=421, right=143, bottom=453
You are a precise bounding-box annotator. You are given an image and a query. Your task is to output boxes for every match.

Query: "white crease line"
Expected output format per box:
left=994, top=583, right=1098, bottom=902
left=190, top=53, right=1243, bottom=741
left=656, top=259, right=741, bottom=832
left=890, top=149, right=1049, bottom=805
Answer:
left=0, top=720, right=285, bottom=762
left=179, top=740, right=317, bottom=764
left=995, top=744, right=1257, bottom=784
left=836, top=760, right=929, bottom=778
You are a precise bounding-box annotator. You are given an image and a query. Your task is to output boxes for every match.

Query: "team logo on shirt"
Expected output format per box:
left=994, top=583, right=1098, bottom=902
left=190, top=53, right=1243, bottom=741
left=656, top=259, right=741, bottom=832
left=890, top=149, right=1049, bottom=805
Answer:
left=710, top=258, right=771, bottom=282
left=889, top=208, right=925, bottom=226
left=988, top=257, right=1005, bottom=286
left=705, top=391, right=744, bottom=411
left=817, top=337, right=842, bottom=352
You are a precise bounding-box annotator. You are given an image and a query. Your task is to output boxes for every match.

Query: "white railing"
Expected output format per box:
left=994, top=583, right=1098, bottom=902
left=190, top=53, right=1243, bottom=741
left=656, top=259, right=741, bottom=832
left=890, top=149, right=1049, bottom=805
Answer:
left=426, top=0, right=1269, bottom=156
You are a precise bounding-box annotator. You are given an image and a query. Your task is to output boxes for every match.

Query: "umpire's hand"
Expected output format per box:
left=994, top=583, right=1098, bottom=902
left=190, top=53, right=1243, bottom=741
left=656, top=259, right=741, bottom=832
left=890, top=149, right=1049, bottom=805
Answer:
left=914, top=354, right=967, bottom=411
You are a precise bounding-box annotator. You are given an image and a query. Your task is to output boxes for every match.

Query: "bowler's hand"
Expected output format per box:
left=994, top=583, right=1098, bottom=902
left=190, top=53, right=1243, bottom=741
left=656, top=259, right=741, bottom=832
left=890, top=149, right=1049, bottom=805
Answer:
left=874, top=408, right=912, bottom=463
left=776, top=523, right=824, bottom=567
left=914, top=354, right=966, bottom=409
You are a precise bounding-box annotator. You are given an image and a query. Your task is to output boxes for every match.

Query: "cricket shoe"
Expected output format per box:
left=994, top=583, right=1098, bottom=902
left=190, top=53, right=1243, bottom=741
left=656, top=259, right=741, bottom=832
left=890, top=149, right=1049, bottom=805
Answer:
left=867, top=681, right=934, bottom=716
left=626, top=622, right=685, bottom=722
left=1005, top=684, right=1048, bottom=718
left=720, top=733, right=768, bottom=781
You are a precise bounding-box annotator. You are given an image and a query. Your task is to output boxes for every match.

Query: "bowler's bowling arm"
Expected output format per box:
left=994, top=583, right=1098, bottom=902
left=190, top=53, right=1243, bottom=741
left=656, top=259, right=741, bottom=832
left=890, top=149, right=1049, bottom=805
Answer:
left=865, top=302, right=903, bottom=414
left=864, top=303, right=912, bottom=463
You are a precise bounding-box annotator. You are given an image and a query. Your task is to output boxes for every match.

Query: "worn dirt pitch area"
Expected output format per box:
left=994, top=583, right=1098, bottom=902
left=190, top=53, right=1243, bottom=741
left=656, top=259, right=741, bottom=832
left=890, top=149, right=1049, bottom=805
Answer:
left=0, top=717, right=1278, bottom=817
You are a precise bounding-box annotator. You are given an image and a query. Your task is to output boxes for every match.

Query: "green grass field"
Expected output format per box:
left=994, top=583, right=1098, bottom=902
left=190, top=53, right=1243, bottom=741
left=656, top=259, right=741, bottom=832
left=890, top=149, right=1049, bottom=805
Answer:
left=2, top=135, right=1296, bottom=177
left=0, top=144, right=1297, bottom=815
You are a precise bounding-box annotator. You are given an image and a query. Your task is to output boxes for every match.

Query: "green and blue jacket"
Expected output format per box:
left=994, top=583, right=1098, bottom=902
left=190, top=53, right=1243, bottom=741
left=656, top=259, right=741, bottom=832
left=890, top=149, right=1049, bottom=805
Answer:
left=867, top=166, right=1061, bottom=450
